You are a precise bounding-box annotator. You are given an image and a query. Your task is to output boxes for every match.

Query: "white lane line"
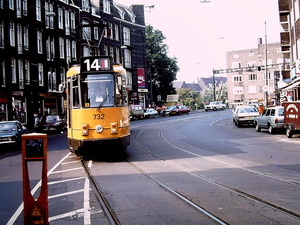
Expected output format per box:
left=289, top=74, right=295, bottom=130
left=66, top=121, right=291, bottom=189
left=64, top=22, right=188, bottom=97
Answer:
left=84, top=177, right=91, bottom=225
left=6, top=152, right=72, bottom=225
left=62, top=160, right=80, bottom=165
left=49, top=208, right=85, bottom=221
left=49, top=189, right=83, bottom=199
left=48, top=177, right=85, bottom=185
left=51, top=167, right=83, bottom=174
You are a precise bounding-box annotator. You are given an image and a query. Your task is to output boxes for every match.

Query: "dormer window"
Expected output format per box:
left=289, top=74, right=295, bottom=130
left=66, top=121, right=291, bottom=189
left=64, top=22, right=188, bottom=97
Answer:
left=103, top=0, right=110, bottom=14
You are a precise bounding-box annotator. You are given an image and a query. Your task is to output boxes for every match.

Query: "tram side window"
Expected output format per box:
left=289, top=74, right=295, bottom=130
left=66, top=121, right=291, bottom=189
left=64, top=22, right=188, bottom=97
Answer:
left=116, top=76, right=127, bottom=106
left=72, top=80, right=80, bottom=108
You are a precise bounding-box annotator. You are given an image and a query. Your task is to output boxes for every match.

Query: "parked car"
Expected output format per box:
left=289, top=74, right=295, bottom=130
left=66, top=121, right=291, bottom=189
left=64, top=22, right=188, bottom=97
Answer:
left=144, top=108, right=158, bottom=119
left=129, top=104, right=144, bottom=120
left=232, top=106, right=260, bottom=127
left=254, top=106, right=284, bottom=133
left=36, top=115, right=66, bottom=133
left=161, top=106, right=176, bottom=116
left=205, top=101, right=226, bottom=111
left=170, top=105, right=190, bottom=116
left=0, top=121, right=28, bottom=147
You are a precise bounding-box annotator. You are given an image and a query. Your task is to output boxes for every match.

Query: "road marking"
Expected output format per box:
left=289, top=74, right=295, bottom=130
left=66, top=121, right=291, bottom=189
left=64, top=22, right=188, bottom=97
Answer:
left=88, top=160, right=93, bottom=168
left=62, top=160, right=80, bottom=165
left=51, top=167, right=83, bottom=174
left=6, top=152, right=72, bottom=225
left=48, top=177, right=85, bottom=185
left=84, top=177, right=91, bottom=225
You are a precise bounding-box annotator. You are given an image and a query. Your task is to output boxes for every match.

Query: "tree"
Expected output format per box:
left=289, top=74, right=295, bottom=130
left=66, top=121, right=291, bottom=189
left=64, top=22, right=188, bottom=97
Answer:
left=177, top=88, right=204, bottom=110
left=146, top=25, right=179, bottom=106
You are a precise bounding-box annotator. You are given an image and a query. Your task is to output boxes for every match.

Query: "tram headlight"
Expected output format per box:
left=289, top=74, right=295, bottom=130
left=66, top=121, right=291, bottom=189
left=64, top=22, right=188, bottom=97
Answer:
left=81, top=124, right=89, bottom=136
left=110, top=122, right=118, bottom=134
left=95, top=125, right=103, bottom=133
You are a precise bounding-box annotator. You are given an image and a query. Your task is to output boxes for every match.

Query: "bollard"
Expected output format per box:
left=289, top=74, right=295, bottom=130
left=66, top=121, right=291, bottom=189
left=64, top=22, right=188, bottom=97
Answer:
left=22, top=133, right=48, bottom=225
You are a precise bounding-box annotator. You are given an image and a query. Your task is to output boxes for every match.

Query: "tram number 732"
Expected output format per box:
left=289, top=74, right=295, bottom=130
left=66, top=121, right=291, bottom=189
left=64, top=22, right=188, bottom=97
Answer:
left=66, top=56, right=130, bottom=155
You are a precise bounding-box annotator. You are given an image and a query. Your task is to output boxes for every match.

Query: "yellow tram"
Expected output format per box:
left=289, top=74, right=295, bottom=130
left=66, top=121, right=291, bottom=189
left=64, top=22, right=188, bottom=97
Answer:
left=66, top=56, right=130, bottom=154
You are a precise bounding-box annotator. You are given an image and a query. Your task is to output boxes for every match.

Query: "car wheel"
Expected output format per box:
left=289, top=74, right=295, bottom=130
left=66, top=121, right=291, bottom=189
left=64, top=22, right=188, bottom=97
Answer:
left=268, top=125, right=274, bottom=134
left=286, top=126, right=293, bottom=138
left=205, top=109, right=208, bottom=112
left=255, top=123, right=261, bottom=132
left=213, top=107, right=217, bottom=111
left=237, top=122, right=241, bottom=127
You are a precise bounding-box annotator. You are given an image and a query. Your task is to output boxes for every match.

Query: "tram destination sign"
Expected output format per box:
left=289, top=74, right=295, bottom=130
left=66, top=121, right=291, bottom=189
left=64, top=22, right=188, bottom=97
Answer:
left=80, top=56, right=113, bottom=73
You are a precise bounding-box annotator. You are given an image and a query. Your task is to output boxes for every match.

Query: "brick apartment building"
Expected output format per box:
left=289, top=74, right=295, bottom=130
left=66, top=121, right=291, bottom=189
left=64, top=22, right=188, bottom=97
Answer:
left=225, top=39, right=290, bottom=107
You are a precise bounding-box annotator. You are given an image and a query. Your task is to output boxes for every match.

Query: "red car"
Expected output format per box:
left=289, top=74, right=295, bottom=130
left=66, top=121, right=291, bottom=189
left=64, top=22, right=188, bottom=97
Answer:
left=170, top=105, right=190, bottom=115
left=36, top=115, right=66, bottom=133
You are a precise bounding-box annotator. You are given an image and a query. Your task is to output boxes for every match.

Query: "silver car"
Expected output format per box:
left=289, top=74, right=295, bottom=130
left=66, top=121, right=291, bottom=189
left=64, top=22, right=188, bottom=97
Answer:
left=233, top=106, right=260, bottom=127
left=254, top=106, right=284, bottom=134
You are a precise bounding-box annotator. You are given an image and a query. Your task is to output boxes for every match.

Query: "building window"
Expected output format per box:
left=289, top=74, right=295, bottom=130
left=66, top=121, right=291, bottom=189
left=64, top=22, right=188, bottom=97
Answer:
left=16, top=0, right=21, bottom=17
left=24, top=26, right=29, bottom=50
left=232, top=61, right=241, bottom=69
left=59, top=37, right=65, bottom=58
left=83, top=46, right=90, bottom=57
left=10, top=21, right=15, bottom=47
left=123, top=27, right=130, bottom=45
left=0, top=21, right=4, bottom=48
left=233, top=87, right=243, bottom=95
left=124, top=48, right=131, bottom=68
left=65, top=10, right=70, bottom=35
left=11, top=58, right=16, bottom=83
left=115, top=24, right=119, bottom=41
left=0, top=0, right=4, bottom=9
left=82, top=0, right=89, bottom=11
left=247, top=61, right=256, bottom=68
left=66, top=39, right=71, bottom=63
left=103, top=45, right=108, bottom=55
left=22, top=0, right=27, bottom=16
left=71, top=40, right=77, bottom=60
left=116, top=47, right=120, bottom=64
left=108, top=22, right=113, bottom=39
left=94, top=25, right=99, bottom=40
left=9, top=0, right=14, bottom=10
left=38, top=63, right=43, bottom=86
left=17, top=24, right=23, bottom=54
left=25, top=60, right=30, bottom=85
left=233, top=75, right=242, bottom=82
left=71, top=12, right=76, bottom=33
left=248, top=73, right=257, bottom=81
left=82, top=20, right=91, bottom=40
left=103, top=0, right=110, bottom=14
left=126, top=71, right=132, bottom=90
left=37, top=31, right=42, bottom=54
left=109, top=46, right=114, bottom=61
left=36, top=0, right=41, bottom=21
left=46, top=37, right=51, bottom=61
left=1, top=60, right=6, bottom=87
left=60, top=67, right=65, bottom=86
left=18, top=59, right=24, bottom=89
left=45, top=2, right=54, bottom=29
left=103, top=21, right=107, bottom=38
left=51, top=38, right=55, bottom=60
left=58, top=8, right=63, bottom=29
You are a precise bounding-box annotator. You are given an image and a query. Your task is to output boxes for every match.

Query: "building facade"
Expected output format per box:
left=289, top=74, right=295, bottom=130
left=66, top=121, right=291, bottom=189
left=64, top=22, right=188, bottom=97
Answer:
left=278, top=0, right=300, bottom=100
left=0, top=0, right=147, bottom=128
left=225, top=39, right=288, bottom=106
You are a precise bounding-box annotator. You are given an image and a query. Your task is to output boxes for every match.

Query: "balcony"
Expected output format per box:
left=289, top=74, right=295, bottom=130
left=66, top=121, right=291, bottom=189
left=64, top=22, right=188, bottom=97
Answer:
left=279, top=13, right=289, bottom=31
left=278, top=0, right=289, bottom=13
left=280, top=32, right=290, bottom=46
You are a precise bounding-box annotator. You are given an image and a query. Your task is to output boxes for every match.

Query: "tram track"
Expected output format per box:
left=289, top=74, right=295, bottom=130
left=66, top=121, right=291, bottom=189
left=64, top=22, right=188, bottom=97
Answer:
left=131, top=119, right=300, bottom=223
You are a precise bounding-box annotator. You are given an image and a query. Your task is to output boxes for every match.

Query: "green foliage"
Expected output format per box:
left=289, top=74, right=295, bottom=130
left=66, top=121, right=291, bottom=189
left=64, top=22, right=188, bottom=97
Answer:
left=146, top=25, right=179, bottom=105
left=177, top=88, right=204, bottom=110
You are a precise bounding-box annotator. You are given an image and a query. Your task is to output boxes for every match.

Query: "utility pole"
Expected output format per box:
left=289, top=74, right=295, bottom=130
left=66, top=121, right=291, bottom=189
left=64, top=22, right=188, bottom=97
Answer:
left=265, top=21, right=268, bottom=107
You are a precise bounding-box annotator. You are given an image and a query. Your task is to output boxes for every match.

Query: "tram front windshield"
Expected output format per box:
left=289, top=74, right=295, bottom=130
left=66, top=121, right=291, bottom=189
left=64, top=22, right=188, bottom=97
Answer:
left=81, top=74, right=114, bottom=108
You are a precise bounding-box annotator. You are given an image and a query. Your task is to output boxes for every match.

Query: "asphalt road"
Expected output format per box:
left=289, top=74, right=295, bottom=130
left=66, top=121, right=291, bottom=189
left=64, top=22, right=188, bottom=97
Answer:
left=2, top=109, right=300, bottom=224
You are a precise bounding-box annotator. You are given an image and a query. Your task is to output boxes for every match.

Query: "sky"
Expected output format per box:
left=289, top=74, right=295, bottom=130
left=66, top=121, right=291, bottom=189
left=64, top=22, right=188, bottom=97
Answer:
left=115, top=0, right=282, bottom=83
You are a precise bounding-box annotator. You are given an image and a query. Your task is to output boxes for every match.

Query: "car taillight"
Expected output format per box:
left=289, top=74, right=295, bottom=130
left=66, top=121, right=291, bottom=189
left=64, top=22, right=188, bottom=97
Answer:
left=275, top=118, right=278, bottom=123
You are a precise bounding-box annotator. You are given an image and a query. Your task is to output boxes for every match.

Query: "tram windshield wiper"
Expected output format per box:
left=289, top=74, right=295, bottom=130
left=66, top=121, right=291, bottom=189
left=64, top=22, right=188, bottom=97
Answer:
left=96, top=94, right=109, bottom=111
